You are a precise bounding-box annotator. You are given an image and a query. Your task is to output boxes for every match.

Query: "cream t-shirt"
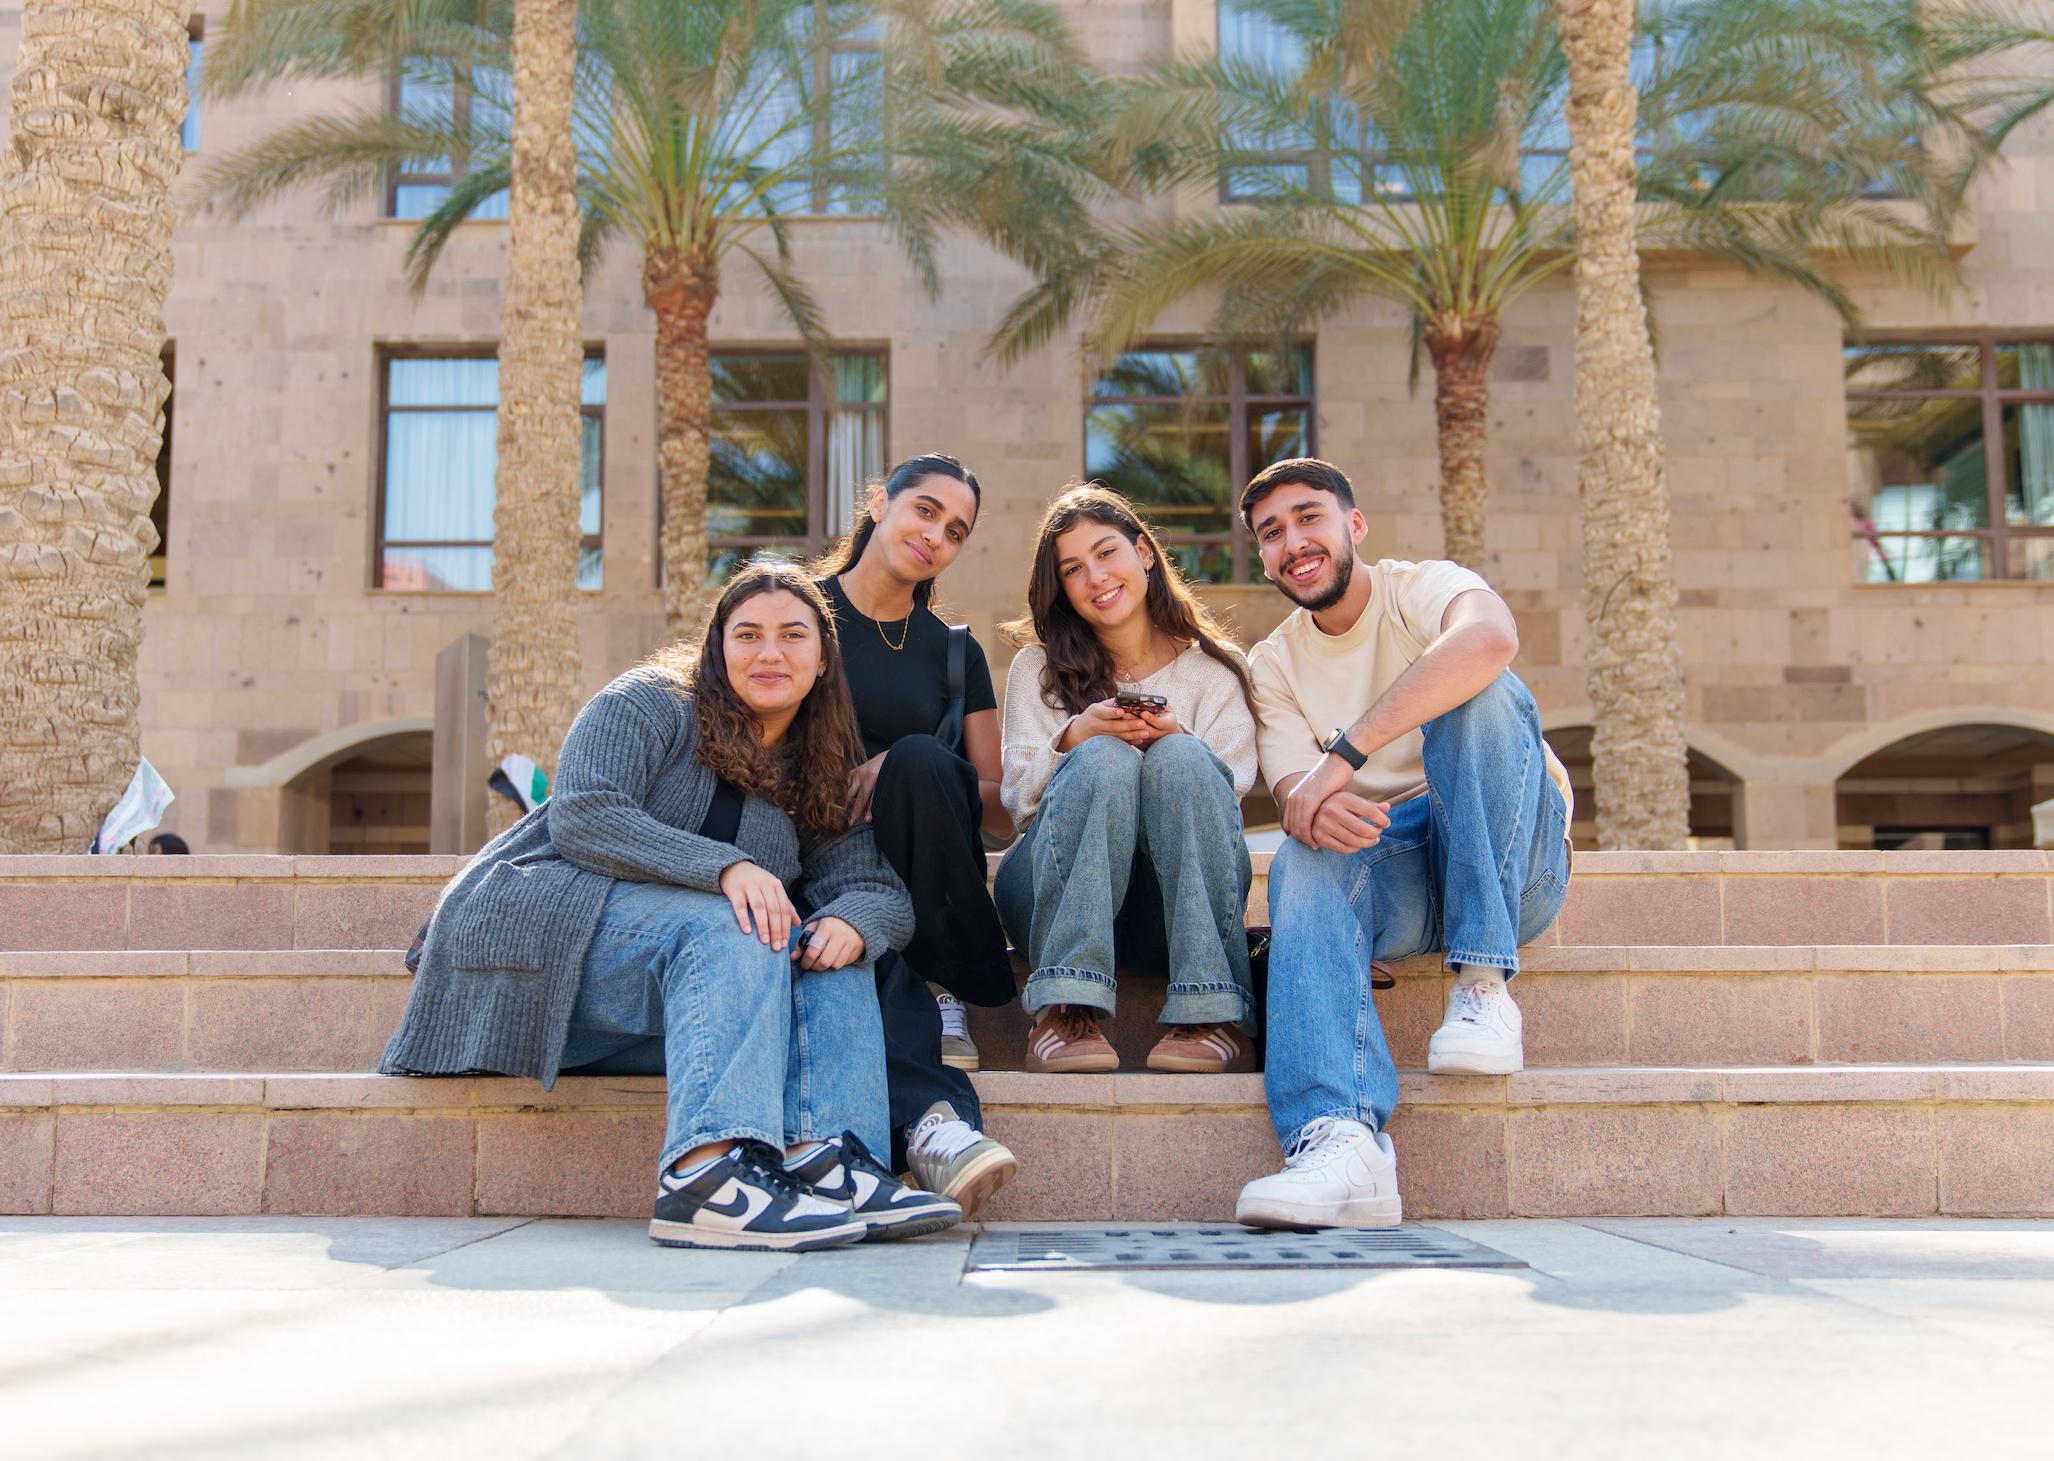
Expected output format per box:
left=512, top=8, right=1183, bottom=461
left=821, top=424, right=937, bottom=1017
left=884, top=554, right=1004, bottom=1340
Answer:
left=1248, top=557, right=1573, bottom=818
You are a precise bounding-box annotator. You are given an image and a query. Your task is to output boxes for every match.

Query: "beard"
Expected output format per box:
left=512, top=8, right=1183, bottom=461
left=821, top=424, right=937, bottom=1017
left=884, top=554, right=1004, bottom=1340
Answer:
left=1278, top=547, right=1354, bottom=612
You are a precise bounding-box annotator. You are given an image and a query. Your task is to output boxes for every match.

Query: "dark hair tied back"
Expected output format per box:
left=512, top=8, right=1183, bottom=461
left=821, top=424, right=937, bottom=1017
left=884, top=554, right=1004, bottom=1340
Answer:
left=813, top=452, right=981, bottom=607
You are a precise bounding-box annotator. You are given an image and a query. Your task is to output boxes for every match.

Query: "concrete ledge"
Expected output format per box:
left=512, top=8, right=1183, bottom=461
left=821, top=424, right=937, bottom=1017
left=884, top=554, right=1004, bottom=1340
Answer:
left=4, top=1066, right=2052, bottom=1221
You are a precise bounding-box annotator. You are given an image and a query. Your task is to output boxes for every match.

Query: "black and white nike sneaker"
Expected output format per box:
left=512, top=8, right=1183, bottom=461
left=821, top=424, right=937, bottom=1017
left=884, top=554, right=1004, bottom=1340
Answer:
left=648, top=1141, right=866, bottom=1252
left=787, top=1133, right=963, bottom=1241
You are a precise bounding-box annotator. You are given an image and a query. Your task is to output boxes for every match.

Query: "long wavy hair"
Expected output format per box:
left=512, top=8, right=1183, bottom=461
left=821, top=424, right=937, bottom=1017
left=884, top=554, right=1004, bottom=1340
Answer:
left=1004, top=483, right=1254, bottom=716
left=811, top=452, right=981, bottom=609
left=644, top=559, right=861, bottom=843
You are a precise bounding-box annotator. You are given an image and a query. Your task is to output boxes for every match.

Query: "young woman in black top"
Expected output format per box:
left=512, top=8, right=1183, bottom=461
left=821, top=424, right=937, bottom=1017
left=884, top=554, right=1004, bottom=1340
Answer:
left=815, top=452, right=1019, bottom=1214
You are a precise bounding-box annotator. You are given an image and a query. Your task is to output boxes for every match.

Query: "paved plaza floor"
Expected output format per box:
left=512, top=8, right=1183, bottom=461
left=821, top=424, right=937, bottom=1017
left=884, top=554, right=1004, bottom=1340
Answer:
left=4, top=1215, right=2051, bottom=1459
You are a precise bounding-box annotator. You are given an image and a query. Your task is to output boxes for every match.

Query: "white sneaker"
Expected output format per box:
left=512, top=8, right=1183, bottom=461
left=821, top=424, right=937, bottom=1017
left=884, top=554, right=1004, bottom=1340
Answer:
left=931, top=986, right=979, bottom=1071
left=1235, top=1117, right=1402, bottom=1230
left=1427, top=976, right=1524, bottom=1075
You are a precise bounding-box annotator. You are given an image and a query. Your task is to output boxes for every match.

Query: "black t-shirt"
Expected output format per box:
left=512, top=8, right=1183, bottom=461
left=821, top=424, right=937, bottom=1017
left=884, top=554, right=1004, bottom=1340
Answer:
left=821, top=575, right=997, bottom=760
left=697, top=776, right=745, bottom=845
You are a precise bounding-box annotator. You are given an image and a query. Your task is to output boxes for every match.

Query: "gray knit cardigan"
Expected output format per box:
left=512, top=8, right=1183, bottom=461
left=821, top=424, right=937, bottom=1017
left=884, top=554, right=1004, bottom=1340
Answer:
left=380, top=667, right=914, bottom=1086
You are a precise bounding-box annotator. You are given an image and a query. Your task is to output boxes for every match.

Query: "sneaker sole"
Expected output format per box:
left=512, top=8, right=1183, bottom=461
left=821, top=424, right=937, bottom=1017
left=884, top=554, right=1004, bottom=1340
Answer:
left=940, top=1052, right=981, bottom=1071
left=647, top=1217, right=866, bottom=1252
left=1145, top=1049, right=1249, bottom=1073
left=858, top=1206, right=963, bottom=1242
left=941, top=1147, right=1018, bottom=1218
left=1025, top=1050, right=1119, bottom=1073
left=1234, top=1195, right=1403, bottom=1231
left=1426, top=1041, right=1523, bottom=1076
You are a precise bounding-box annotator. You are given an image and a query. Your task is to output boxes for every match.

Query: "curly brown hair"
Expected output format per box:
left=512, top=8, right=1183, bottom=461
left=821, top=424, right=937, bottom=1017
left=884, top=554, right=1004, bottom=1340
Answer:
left=644, top=559, right=862, bottom=844
left=1003, top=483, right=1254, bottom=716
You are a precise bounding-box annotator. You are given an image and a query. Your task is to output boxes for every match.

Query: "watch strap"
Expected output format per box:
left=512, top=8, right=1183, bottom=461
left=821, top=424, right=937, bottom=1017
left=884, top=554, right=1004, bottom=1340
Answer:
left=1324, top=727, right=1368, bottom=771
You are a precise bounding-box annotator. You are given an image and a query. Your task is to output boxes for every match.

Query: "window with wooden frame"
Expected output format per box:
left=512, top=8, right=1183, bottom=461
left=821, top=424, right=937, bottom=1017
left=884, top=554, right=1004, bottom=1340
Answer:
left=701, top=351, right=888, bottom=583
left=376, top=351, right=605, bottom=591
left=1084, top=342, right=1314, bottom=584
left=1846, top=336, right=2054, bottom=583
left=385, top=71, right=510, bottom=221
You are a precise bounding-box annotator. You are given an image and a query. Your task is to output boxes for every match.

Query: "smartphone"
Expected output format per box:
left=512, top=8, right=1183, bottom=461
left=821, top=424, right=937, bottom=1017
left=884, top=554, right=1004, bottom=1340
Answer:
left=1114, top=691, right=1168, bottom=714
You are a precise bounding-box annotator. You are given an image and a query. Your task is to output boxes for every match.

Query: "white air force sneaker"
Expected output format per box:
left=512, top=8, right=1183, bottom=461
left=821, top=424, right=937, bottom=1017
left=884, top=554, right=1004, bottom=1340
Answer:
left=1234, top=1117, right=1402, bottom=1230
left=1426, top=977, right=1525, bottom=1075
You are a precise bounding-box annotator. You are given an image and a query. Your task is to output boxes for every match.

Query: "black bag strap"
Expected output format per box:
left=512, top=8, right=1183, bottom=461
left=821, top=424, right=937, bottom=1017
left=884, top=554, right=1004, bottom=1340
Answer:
left=934, top=624, right=969, bottom=754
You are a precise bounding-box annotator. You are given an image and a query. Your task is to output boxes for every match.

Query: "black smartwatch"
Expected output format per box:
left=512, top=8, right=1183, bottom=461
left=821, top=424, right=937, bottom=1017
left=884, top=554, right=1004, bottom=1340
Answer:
left=1322, top=727, right=1367, bottom=770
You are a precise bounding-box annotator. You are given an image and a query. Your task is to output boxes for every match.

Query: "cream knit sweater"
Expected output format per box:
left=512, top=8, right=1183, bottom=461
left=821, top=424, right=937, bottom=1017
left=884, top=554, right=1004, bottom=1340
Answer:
left=1000, top=641, right=1260, bottom=829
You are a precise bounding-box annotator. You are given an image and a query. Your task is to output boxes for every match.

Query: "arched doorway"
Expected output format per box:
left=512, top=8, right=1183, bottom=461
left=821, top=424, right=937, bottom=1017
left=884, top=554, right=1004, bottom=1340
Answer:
left=279, top=728, right=435, bottom=854
left=1835, top=724, right=2054, bottom=850
left=1547, top=727, right=1741, bottom=851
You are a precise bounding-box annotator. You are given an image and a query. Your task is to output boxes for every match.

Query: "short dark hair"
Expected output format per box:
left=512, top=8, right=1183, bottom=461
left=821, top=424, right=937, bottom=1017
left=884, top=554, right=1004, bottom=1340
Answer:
left=1240, top=457, right=1355, bottom=530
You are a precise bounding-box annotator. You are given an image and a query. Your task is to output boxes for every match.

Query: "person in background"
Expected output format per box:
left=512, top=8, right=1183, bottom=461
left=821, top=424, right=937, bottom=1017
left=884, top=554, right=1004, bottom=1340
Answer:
left=815, top=452, right=1020, bottom=1216
left=997, top=484, right=1259, bottom=1075
left=1230, top=458, right=1572, bottom=1231
left=383, top=561, right=957, bottom=1252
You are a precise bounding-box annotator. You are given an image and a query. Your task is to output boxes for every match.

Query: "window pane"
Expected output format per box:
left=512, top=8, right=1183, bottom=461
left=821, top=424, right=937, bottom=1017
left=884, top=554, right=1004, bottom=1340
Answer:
left=1159, top=540, right=1235, bottom=584
left=385, top=409, right=497, bottom=543
left=1085, top=401, right=1235, bottom=536
left=1249, top=404, right=1309, bottom=474
left=713, top=354, right=811, bottom=404
left=1092, top=349, right=1224, bottom=401
left=183, top=36, right=202, bottom=152
left=389, top=357, right=499, bottom=406
left=579, top=415, right=603, bottom=537
left=1844, top=342, right=1980, bottom=394
left=395, top=76, right=454, bottom=172
left=710, top=407, right=809, bottom=536
left=1847, top=393, right=1990, bottom=536
left=582, top=357, right=607, bottom=406
left=390, top=183, right=452, bottom=219
left=2007, top=535, right=2054, bottom=580
left=1243, top=344, right=1312, bottom=397
left=2003, top=401, right=2054, bottom=527
left=707, top=543, right=809, bottom=587
left=382, top=545, right=494, bottom=592
left=829, top=353, right=886, bottom=404
left=1852, top=534, right=1988, bottom=585
left=825, top=405, right=885, bottom=540
left=1993, top=340, right=2054, bottom=391
left=577, top=544, right=603, bottom=591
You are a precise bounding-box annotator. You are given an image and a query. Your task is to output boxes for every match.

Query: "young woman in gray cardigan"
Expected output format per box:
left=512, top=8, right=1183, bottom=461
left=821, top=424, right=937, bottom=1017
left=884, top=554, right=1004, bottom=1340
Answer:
left=382, top=561, right=957, bottom=1252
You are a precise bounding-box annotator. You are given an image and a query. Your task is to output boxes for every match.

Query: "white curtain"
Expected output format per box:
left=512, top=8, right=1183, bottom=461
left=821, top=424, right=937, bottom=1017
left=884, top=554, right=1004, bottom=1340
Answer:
left=2019, top=344, right=2054, bottom=528
left=826, top=409, right=884, bottom=538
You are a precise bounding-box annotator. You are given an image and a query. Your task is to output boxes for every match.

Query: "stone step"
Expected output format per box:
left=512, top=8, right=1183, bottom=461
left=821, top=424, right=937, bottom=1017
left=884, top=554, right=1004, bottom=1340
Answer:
left=6, top=945, right=2051, bottom=1073
left=2, top=851, right=2051, bottom=952
left=4, top=1066, right=2050, bottom=1220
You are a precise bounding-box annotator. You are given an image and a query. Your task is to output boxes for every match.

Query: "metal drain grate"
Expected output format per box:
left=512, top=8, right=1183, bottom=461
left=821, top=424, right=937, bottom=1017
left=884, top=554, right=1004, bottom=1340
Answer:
left=967, top=1225, right=1525, bottom=1272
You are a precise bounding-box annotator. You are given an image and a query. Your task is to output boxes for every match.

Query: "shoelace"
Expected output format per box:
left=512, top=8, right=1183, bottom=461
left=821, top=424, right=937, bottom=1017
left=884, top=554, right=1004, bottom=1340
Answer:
left=912, top=1113, right=984, bottom=1162
left=1449, top=982, right=1496, bottom=1025
left=736, top=1140, right=814, bottom=1201
left=1284, top=1117, right=1362, bottom=1171
left=935, top=991, right=970, bottom=1042
left=1049, top=1006, right=1102, bottom=1044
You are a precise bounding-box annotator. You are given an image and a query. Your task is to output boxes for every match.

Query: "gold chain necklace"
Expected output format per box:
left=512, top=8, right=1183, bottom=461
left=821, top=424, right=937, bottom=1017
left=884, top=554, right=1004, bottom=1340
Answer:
left=876, top=612, right=911, bottom=652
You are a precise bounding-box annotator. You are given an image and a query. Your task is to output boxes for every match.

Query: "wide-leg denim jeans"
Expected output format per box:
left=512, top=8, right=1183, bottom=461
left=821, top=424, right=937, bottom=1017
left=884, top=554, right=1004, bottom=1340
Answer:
left=558, top=879, right=889, bottom=1172
left=994, top=733, right=1253, bottom=1028
left=1263, top=672, right=1570, bottom=1144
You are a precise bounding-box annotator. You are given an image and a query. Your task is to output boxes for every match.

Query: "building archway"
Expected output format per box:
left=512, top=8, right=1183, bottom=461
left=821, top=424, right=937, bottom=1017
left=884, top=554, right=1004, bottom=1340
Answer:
left=274, top=726, right=435, bottom=854
left=1545, top=725, right=1742, bottom=850
left=1834, top=723, right=2054, bottom=849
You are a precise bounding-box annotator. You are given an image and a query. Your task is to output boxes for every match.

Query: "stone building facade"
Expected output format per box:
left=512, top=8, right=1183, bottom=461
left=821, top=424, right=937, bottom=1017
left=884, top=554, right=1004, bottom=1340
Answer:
left=4, top=0, right=2051, bottom=853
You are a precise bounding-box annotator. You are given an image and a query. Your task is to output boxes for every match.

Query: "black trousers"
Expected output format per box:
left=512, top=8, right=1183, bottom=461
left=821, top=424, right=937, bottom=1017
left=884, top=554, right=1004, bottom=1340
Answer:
left=867, top=734, right=1015, bottom=1165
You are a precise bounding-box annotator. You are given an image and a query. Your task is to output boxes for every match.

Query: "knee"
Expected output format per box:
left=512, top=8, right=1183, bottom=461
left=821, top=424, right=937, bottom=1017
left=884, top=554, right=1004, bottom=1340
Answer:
left=1064, top=733, right=1144, bottom=785
left=1269, top=837, right=1356, bottom=909
left=1429, top=672, right=1534, bottom=743
left=882, top=734, right=957, bottom=780
left=1140, top=733, right=1227, bottom=797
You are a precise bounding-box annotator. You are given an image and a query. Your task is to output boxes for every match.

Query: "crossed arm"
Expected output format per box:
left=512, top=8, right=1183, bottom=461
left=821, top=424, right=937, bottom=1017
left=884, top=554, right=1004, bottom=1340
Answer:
left=1274, top=589, right=1521, bottom=852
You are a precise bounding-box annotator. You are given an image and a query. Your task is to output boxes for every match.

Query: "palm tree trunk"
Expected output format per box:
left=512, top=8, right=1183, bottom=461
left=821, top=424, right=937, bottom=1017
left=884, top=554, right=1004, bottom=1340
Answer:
left=0, top=0, right=189, bottom=853
left=1555, top=0, right=1690, bottom=850
left=645, top=246, right=719, bottom=642
left=1424, top=310, right=1501, bottom=571
left=483, top=0, right=586, bottom=839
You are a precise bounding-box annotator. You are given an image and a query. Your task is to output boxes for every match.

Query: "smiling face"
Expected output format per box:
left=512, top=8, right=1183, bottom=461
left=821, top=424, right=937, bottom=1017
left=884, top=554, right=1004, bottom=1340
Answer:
left=868, top=473, right=978, bottom=583
left=1053, top=517, right=1155, bottom=635
left=1251, top=485, right=1368, bottom=612
left=722, top=588, right=825, bottom=721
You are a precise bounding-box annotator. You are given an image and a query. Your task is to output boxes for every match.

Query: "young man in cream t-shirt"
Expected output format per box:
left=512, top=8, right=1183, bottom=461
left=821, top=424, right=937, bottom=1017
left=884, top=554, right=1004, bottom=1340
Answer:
left=1233, top=458, right=1573, bottom=1231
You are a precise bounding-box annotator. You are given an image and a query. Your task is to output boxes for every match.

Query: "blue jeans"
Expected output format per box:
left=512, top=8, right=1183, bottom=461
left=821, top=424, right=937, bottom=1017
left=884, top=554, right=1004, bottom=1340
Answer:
left=1263, top=672, right=1570, bottom=1143
left=994, top=733, right=1253, bottom=1028
left=559, top=879, right=889, bottom=1172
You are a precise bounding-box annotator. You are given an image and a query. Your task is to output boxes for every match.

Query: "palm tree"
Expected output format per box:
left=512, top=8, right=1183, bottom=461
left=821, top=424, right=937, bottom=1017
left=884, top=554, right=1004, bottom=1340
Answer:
left=202, top=0, right=1105, bottom=638
left=1554, top=0, right=1687, bottom=849
left=484, top=0, right=585, bottom=834
left=1010, top=0, right=1988, bottom=571
left=0, top=0, right=191, bottom=854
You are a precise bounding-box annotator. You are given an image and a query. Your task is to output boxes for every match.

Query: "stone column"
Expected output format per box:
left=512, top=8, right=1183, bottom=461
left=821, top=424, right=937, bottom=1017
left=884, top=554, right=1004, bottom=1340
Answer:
left=1734, top=778, right=1841, bottom=851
